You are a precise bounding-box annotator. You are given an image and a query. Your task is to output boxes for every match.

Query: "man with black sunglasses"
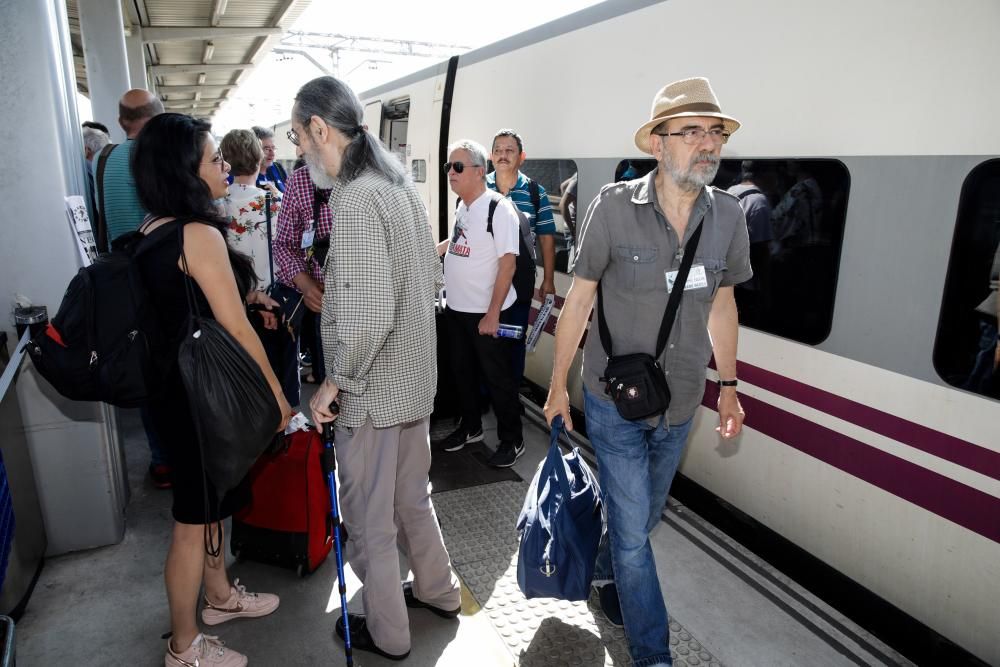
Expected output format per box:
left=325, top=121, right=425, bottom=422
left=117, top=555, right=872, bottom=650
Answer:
left=436, top=139, right=525, bottom=468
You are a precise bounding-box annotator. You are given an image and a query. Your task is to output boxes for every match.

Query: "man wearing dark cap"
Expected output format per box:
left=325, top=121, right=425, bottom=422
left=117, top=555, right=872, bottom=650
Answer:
left=545, top=77, right=751, bottom=666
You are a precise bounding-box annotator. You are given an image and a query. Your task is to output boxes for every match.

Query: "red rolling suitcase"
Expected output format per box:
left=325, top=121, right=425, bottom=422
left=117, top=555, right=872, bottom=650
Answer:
left=231, top=428, right=332, bottom=576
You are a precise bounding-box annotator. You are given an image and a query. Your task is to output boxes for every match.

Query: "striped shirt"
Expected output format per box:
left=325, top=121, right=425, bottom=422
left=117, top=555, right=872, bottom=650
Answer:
left=273, top=166, right=333, bottom=287
left=321, top=169, right=443, bottom=428
left=486, top=170, right=557, bottom=236
left=99, top=140, right=148, bottom=242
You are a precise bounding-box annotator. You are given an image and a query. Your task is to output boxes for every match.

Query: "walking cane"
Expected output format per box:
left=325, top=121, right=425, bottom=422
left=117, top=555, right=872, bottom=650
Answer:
left=321, top=402, right=353, bottom=666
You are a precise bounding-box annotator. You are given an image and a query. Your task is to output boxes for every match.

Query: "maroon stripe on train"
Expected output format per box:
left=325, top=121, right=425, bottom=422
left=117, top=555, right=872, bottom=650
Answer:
left=708, top=358, right=1000, bottom=482
left=702, top=382, right=1000, bottom=544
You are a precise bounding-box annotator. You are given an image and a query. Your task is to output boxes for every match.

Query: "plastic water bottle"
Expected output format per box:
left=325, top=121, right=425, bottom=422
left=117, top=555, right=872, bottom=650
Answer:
left=496, top=324, right=524, bottom=339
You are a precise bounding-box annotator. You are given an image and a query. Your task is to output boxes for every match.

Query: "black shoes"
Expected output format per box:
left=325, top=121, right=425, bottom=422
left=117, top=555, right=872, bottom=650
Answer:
left=488, top=440, right=524, bottom=468
left=597, top=583, right=624, bottom=627
left=335, top=613, right=410, bottom=661
left=436, top=426, right=484, bottom=452
left=402, top=581, right=461, bottom=619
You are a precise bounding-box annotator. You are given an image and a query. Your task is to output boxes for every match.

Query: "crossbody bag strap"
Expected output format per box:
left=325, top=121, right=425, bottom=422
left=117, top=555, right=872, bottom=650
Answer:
left=654, top=222, right=702, bottom=358
left=596, top=221, right=704, bottom=359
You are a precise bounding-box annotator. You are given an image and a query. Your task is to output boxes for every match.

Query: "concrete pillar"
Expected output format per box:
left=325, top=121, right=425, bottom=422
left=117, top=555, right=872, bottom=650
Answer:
left=0, top=0, right=129, bottom=556
left=78, top=0, right=131, bottom=142
left=125, top=30, right=148, bottom=91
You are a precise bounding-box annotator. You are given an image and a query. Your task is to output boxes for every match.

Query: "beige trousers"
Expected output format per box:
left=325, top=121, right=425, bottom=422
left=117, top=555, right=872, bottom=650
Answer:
left=334, top=416, right=460, bottom=654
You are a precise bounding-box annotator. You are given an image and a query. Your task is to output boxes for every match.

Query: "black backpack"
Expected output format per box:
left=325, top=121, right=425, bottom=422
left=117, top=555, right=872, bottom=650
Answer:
left=26, top=228, right=167, bottom=408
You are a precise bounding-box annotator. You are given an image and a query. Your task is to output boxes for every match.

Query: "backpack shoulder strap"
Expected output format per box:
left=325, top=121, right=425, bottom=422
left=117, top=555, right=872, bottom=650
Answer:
left=736, top=187, right=762, bottom=201
left=528, top=178, right=541, bottom=215
left=486, top=198, right=499, bottom=235
left=94, top=142, right=118, bottom=254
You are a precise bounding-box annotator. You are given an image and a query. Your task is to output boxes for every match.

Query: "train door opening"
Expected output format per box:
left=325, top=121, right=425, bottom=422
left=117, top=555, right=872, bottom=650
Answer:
left=383, top=97, right=410, bottom=166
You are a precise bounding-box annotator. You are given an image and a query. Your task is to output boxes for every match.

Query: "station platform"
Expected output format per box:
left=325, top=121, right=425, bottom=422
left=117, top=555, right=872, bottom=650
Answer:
left=14, top=395, right=912, bottom=666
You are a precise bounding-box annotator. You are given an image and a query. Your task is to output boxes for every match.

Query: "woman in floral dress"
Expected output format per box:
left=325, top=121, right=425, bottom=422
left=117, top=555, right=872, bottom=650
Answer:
left=220, top=129, right=281, bottom=286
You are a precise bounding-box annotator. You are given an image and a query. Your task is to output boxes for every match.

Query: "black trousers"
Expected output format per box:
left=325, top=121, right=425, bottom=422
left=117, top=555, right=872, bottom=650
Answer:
left=444, top=307, right=523, bottom=443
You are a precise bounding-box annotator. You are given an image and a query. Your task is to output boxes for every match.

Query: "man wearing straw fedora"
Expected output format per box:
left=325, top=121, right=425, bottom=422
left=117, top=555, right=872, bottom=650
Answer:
left=545, top=77, right=751, bottom=666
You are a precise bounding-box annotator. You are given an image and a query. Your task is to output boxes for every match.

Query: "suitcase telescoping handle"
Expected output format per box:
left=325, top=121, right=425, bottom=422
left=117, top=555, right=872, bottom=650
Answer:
left=321, top=401, right=353, bottom=665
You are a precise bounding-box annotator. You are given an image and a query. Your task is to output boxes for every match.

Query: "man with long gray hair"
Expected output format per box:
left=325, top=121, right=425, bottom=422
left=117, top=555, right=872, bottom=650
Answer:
left=301, top=76, right=461, bottom=661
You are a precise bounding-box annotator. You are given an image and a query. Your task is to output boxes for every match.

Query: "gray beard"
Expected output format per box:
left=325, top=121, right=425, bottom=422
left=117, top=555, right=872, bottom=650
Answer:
left=304, top=151, right=336, bottom=189
left=663, top=152, right=719, bottom=192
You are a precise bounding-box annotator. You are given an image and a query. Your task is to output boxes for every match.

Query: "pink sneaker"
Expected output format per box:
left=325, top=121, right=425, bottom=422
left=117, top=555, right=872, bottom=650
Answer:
left=201, top=579, right=280, bottom=626
left=164, top=633, right=247, bottom=667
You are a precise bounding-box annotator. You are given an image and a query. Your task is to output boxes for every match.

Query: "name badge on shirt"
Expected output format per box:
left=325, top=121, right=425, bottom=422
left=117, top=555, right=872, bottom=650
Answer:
left=665, top=264, right=708, bottom=293
left=301, top=228, right=315, bottom=249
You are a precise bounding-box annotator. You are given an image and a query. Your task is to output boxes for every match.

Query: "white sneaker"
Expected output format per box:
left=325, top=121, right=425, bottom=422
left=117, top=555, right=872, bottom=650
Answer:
left=165, top=633, right=247, bottom=667
left=201, top=579, right=280, bottom=626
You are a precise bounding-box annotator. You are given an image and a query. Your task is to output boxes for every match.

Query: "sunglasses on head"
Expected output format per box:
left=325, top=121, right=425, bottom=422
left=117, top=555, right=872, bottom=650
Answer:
left=443, top=161, right=475, bottom=174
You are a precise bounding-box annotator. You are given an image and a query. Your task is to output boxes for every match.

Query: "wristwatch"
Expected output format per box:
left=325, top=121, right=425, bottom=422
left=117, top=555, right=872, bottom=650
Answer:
left=719, top=379, right=738, bottom=387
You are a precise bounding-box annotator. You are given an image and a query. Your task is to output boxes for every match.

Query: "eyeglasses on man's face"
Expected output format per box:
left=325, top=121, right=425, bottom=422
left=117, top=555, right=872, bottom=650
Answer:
left=654, top=127, right=730, bottom=145
left=444, top=161, right=478, bottom=174
left=286, top=128, right=300, bottom=147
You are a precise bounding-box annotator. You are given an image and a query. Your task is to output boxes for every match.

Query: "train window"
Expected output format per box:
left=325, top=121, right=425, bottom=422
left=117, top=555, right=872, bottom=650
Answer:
left=612, top=158, right=850, bottom=345
left=518, top=159, right=579, bottom=273
left=933, top=160, right=1000, bottom=399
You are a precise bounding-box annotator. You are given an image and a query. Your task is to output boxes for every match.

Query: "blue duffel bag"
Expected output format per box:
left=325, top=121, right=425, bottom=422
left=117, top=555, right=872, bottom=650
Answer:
left=516, top=416, right=604, bottom=601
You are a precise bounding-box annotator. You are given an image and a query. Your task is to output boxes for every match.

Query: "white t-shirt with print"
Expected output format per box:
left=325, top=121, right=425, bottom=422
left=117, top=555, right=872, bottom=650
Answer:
left=224, top=183, right=280, bottom=286
left=444, top=190, right=520, bottom=313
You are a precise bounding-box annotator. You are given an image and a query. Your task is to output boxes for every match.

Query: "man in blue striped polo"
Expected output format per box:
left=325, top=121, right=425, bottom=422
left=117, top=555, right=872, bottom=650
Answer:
left=487, top=129, right=557, bottom=384
left=95, top=88, right=169, bottom=489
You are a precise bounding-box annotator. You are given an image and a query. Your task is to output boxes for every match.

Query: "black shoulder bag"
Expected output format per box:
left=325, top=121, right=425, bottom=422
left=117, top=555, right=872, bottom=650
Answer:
left=175, top=221, right=281, bottom=497
left=597, top=222, right=703, bottom=420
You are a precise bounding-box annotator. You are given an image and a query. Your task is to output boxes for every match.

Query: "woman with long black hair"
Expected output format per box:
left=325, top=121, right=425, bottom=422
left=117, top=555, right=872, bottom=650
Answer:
left=132, top=113, right=291, bottom=667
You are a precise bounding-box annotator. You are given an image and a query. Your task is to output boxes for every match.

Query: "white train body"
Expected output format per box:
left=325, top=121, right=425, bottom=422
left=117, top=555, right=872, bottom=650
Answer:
left=349, top=0, right=1000, bottom=662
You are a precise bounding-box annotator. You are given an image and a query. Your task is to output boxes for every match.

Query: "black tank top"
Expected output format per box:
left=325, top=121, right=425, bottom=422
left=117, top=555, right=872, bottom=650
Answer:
left=138, top=220, right=216, bottom=359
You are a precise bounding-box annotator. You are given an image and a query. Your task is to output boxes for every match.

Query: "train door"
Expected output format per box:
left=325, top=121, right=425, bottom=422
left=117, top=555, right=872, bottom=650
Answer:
left=362, top=100, right=383, bottom=142
left=383, top=97, right=410, bottom=166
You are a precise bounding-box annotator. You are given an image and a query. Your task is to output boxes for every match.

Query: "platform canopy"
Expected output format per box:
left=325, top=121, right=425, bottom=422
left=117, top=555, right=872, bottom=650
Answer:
left=66, top=0, right=312, bottom=120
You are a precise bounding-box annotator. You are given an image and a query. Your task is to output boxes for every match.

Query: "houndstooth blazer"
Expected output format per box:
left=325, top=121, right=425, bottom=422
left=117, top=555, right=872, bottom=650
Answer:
left=320, top=168, right=444, bottom=428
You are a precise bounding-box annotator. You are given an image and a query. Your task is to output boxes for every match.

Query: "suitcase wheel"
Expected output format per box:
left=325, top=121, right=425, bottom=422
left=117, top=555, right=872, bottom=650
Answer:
left=296, top=563, right=306, bottom=578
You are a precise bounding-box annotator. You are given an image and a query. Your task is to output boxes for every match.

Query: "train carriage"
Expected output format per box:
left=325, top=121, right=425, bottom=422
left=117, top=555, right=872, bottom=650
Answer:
left=338, top=0, right=1000, bottom=663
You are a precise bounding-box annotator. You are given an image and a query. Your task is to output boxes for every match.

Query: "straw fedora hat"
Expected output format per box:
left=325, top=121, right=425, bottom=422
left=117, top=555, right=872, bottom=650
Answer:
left=634, top=77, right=741, bottom=155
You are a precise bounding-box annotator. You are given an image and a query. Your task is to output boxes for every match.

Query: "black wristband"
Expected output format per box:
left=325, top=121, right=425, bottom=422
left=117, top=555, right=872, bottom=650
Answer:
left=719, top=379, right=738, bottom=387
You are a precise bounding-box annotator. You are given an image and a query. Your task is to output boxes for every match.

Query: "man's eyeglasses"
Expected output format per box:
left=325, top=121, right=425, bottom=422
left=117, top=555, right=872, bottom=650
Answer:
left=654, top=127, right=730, bottom=145
left=443, top=161, right=476, bottom=174
left=202, top=151, right=226, bottom=169
left=286, top=129, right=299, bottom=147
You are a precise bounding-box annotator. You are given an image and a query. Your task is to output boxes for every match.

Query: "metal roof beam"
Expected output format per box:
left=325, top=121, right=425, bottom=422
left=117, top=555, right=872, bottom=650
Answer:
left=163, top=103, right=223, bottom=110
left=142, top=27, right=283, bottom=43
left=156, top=84, right=237, bottom=93
left=150, top=63, right=252, bottom=75
left=161, top=96, right=227, bottom=103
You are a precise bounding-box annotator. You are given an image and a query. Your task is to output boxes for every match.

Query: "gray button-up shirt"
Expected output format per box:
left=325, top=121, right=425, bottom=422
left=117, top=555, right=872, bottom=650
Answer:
left=321, top=169, right=444, bottom=428
left=573, top=169, right=752, bottom=424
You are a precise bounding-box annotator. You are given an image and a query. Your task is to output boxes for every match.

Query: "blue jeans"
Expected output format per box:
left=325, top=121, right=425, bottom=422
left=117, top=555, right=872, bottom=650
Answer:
left=585, top=386, right=694, bottom=667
